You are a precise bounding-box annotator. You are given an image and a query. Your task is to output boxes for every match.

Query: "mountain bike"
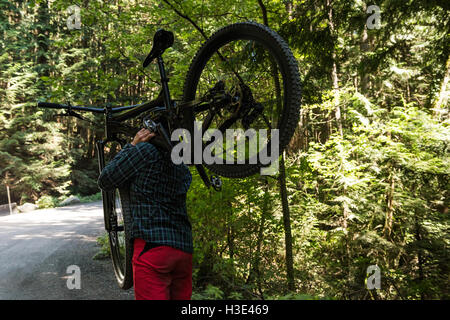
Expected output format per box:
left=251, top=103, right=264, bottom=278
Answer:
left=37, top=21, right=301, bottom=290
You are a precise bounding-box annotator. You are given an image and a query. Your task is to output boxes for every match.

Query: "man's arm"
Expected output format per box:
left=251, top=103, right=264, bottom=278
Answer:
left=97, top=129, right=158, bottom=191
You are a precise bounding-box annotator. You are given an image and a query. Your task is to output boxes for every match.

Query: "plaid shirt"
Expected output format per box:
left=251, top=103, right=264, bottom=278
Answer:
left=97, top=142, right=193, bottom=253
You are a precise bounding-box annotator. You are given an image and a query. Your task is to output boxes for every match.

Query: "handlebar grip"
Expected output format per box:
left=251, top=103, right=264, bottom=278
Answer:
left=37, top=102, right=65, bottom=109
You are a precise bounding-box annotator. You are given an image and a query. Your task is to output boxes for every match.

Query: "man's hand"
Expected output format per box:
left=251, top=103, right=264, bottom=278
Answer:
left=131, top=128, right=156, bottom=146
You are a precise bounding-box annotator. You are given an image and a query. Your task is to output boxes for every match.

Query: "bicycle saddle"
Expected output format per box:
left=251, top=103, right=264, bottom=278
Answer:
left=143, top=29, right=174, bottom=68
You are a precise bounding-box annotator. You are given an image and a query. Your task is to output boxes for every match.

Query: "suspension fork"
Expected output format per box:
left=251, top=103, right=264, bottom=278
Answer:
left=96, top=140, right=112, bottom=232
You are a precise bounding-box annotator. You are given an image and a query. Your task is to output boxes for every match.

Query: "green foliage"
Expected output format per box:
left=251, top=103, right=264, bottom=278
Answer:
left=93, top=232, right=110, bottom=260
left=192, top=284, right=225, bottom=300
left=267, top=293, right=329, bottom=300
left=2, top=0, right=448, bottom=300
left=36, top=194, right=59, bottom=208
left=288, top=96, right=449, bottom=299
left=76, top=192, right=102, bottom=203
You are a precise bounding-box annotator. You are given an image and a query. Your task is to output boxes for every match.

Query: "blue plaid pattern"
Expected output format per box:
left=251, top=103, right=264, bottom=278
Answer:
left=97, top=142, right=193, bottom=253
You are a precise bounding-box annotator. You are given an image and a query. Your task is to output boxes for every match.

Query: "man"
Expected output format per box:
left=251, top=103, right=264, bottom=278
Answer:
left=97, top=128, right=193, bottom=300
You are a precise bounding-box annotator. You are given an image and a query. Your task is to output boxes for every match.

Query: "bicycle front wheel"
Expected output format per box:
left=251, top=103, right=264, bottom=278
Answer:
left=182, top=21, right=301, bottom=178
left=106, top=188, right=134, bottom=290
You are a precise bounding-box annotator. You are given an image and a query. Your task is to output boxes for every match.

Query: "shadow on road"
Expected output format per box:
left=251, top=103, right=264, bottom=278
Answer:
left=0, top=201, right=134, bottom=300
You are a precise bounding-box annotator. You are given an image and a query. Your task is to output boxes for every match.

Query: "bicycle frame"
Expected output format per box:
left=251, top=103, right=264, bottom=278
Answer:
left=99, top=56, right=213, bottom=198
left=38, top=47, right=226, bottom=192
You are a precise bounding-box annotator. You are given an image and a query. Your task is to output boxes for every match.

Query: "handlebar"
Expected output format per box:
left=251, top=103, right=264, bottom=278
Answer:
left=37, top=101, right=105, bottom=113
left=37, top=102, right=66, bottom=109
left=36, top=101, right=148, bottom=114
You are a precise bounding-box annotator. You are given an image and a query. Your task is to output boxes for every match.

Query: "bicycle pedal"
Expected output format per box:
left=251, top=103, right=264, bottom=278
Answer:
left=210, top=175, right=222, bottom=191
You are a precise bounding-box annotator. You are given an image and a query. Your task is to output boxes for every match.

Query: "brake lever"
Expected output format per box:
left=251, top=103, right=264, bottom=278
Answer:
left=66, top=110, right=86, bottom=121
left=57, top=102, right=87, bottom=121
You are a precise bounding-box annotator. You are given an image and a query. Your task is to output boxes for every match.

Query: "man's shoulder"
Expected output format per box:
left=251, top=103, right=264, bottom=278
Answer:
left=135, top=141, right=162, bottom=159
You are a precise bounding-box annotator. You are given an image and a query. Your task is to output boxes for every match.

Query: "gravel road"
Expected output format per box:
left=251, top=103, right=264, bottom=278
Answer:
left=0, top=201, right=134, bottom=300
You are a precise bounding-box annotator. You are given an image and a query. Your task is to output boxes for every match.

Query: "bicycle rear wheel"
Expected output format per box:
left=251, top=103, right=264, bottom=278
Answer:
left=182, top=21, right=301, bottom=178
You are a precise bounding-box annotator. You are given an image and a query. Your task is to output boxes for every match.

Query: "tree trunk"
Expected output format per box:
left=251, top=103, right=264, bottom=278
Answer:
left=36, top=0, right=50, bottom=95
left=279, top=153, right=295, bottom=291
left=327, top=0, right=343, bottom=137
left=433, top=54, right=450, bottom=120
left=360, top=24, right=370, bottom=93
left=246, top=179, right=270, bottom=297
left=256, top=0, right=296, bottom=291
left=414, top=210, right=425, bottom=300
left=383, top=165, right=395, bottom=239
left=226, top=200, right=235, bottom=261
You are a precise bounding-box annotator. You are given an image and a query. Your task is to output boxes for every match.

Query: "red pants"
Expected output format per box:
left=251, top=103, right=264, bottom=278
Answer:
left=132, top=238, right=192, bottom=300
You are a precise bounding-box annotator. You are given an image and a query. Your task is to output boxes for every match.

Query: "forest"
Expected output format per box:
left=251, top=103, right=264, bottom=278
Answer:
left=0, top=0, right=448, bottom=299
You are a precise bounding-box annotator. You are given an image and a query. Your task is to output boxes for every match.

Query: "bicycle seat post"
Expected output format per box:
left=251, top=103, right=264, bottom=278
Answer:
left=156, top=55, right=172, bottom=113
